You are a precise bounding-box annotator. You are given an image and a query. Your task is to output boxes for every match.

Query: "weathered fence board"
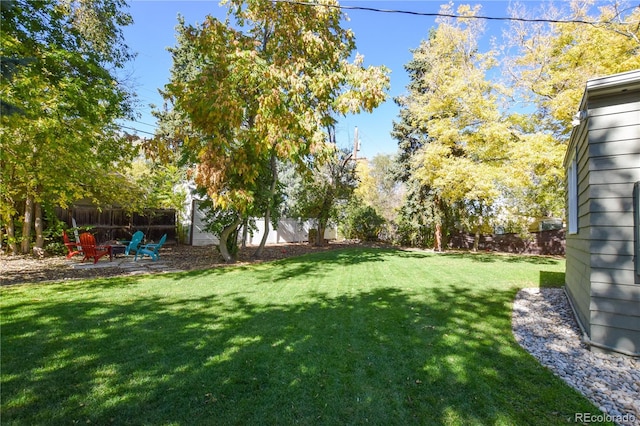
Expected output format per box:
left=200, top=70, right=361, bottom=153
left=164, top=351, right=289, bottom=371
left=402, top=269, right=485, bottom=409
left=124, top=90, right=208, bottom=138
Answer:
left=54, top=206, right=176, bottom=244
left=448, top=229, right=566, bottom=255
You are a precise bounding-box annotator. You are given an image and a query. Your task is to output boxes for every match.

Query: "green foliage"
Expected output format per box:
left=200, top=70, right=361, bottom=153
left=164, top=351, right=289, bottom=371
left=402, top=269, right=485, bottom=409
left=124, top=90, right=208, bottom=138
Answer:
left=507, top=1, right=640, bottom=137
left=278, top=160, right=306, bottom=218
left=393, top=182, right=440, bottom=247
left=160, top=0, right=389, bottom=212
left=408, top=5, right=507, bottom=219
left=43, top=241, right=66, bottom=256
left=41, top=211, right=68, bottom=255
left=125, top=157, right=187, bottom=212
left=148, top=17, right=202, bottom=165
left=392, top=3, right=619, bottom=247
left=0, top=0, right=137, bottom=252
left=157, top=0, right=389, bottom=258
left=354, top=154, right=403, bottom=225
left=341, top=203, right=386, bottom=241
left=194, top=192, right=242, bottom=258
left=290, top=146, right=358, bottom=245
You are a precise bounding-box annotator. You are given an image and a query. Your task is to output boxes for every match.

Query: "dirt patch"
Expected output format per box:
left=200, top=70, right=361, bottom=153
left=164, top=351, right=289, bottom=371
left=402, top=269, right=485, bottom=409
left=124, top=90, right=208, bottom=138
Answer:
left=0, top=242, right=359, bottom=286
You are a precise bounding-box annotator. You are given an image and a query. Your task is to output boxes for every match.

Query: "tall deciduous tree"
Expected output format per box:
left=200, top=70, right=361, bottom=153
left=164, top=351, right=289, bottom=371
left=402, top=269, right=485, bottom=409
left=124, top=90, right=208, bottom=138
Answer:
left=0, top=0, right=136, bottom=254
left=291, top=144, right=358, bottom=246
left=161, top=0, right=389, bottom=261
left=395, top=4, right=567, bottom=249
left=354, top=154, right=403, bottom=235
left=499, top=0, right=639, bottom=224
left=507, top=0, right=640, bottom=137
left=400, top=5, right=505, bottom=249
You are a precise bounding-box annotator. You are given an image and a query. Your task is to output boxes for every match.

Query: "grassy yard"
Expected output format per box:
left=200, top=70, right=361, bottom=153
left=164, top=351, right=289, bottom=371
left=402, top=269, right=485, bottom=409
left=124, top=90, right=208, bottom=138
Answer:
left=1, top=248, right=610, bottom=425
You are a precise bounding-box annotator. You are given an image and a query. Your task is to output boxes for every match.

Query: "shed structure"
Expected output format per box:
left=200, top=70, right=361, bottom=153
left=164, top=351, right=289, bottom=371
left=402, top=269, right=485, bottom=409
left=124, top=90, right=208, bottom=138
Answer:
left=564, top=69, right=640, bottom=357
left=188, top=200, right=337, bottom=246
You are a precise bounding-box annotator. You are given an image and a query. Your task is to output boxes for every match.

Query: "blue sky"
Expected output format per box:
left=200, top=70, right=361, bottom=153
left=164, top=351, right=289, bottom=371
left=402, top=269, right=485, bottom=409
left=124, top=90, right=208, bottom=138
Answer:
left=119, top=0, right=545, bottom=158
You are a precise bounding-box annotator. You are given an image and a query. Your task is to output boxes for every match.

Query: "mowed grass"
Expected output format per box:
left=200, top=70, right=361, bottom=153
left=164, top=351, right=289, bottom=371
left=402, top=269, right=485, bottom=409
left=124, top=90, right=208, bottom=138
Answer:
left=1, top=248, right=610, bottom=425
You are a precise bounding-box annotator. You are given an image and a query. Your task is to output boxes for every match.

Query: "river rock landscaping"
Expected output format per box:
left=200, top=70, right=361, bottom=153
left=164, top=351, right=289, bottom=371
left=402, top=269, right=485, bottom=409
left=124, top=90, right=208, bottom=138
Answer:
left=513, top=288, right=639, bottom=426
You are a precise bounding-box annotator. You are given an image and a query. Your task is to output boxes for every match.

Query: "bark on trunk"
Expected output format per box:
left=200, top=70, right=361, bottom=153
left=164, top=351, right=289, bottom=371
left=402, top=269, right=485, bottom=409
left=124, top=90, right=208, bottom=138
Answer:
left=218, top=216, right=243, bottom=263
left=316, top=220, right=327, bottom=246
left=254, top=213, right=271, bottom=257
left=473, top=228, right=480, bottom=252
left=254, top=154, right=278, bottom=258
left=35, top=202, right=44, bottom=249
left=4, top=216, right=17, bottom=255
left=21, top=195, right=34, bottom=254
left=433, top=195, right=444, bottom=252
left=241, top=219, right=248, bottom=249
left=435, top=222, right=442, bottom=252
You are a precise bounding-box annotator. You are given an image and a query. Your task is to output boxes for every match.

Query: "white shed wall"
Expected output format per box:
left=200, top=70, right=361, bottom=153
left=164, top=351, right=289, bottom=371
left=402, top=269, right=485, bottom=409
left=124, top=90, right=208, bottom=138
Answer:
left=189, top=200, right=337, bottom=247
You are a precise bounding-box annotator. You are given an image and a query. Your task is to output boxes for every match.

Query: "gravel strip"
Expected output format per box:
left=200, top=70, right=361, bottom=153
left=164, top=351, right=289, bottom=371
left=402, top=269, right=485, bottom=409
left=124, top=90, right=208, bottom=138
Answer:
left=512, top=288, right=639, bottom=426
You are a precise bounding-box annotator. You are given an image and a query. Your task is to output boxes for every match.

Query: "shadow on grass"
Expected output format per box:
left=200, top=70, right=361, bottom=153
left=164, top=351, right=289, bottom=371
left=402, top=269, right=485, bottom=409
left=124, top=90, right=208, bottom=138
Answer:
left=2, top=269, right=601, bottom=425
left=254, top=247, right=393, bottom=282
left=539, top=271, right=566, bottom=288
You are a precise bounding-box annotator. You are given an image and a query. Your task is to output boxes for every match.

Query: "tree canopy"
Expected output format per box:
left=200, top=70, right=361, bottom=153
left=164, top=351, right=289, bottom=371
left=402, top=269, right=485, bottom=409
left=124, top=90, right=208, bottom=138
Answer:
left=159, top=0, right=389, bottom=260
left=507, top=0, right=640, bottom=136
left=0, top=0, right=137, bottom=254
left=391, top=1, right=639, bottom=250
left=4, top=0, right=637, bottom=256
left=290, top=145, right=358, bottom=246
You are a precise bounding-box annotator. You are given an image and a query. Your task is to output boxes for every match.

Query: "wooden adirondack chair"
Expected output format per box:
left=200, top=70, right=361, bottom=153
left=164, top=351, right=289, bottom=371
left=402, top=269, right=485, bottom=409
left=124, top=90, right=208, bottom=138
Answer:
left=63, top=230, right=83, bottom=259
left=121, top=230, right=144, bottom=256
left=79, top=232, right=110, bottom=264
left=135, top=234, right=167, bottom=261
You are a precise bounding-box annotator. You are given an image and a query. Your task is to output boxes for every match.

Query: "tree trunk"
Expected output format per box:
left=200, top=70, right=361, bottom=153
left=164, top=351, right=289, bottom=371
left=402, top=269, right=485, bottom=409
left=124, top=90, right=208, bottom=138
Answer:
left=433, top=195, right=444, bottom=252
left=473, top=227, right=480, bottom=252
left=4, top=215, right=17, bottom=255
left=34, top=202, right=44, bottom=249
left=254, top=213, right=271, bottom=258
left=21, top=195, right=34, bottom=254
left=254, top=154, right=278, bottom=258
left=435, top=222, right=443, bottom=252
left=316, top=219, right=327, bottom=246
left=241, top=218, right=248, bottom=249
left=218, top=216, right=243, bottom=263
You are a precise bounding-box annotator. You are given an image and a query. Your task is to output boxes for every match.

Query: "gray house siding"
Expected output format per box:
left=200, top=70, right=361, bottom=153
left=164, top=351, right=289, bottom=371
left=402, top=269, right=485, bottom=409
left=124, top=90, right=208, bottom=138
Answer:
left=564, top=69, right=640, bottom=357
left=565, top=114, right=593, bottom=335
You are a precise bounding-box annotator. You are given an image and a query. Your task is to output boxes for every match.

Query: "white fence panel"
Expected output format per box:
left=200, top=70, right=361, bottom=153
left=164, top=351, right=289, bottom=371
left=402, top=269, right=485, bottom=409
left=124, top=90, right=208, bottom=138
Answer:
left=190, top=201, right=337, bottom=246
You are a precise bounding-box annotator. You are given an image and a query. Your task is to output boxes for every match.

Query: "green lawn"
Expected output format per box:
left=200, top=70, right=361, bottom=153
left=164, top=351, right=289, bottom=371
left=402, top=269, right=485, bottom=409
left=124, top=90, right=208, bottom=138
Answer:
left=1, top=248, right=610, bottom=425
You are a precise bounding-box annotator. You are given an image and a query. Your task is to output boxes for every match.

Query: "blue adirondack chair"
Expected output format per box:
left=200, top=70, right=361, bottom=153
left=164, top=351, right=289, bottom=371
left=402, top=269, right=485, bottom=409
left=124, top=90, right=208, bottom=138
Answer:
left=121, top=231, right=144, bottom=256
left=135, top=234, right=167, bottom=261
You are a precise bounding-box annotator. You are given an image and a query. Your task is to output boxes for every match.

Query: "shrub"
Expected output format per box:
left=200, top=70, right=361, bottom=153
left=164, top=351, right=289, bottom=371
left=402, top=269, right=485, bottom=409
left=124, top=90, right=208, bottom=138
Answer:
left=45, top=242, right=66, bottom=256
left=342, top=205, right=386, bottom=241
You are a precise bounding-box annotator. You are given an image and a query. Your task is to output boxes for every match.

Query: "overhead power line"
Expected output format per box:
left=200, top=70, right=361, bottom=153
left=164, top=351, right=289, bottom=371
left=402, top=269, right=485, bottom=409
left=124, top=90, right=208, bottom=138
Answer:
left=118, top=124, right=155, bottom=136
left=271, top=0, right=640, bottom=25
left=132, top=120, right=158, bottom=128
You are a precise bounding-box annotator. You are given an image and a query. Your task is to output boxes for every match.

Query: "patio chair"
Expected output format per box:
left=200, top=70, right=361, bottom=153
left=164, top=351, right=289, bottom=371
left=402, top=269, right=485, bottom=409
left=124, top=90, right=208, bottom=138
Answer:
left=120, top=230, right=144, bottom=256
left=62, top=230, right=83, bottom=259
left=135, top=234, right=167, bottom=261
left=79, top=232, right=110, bottom=264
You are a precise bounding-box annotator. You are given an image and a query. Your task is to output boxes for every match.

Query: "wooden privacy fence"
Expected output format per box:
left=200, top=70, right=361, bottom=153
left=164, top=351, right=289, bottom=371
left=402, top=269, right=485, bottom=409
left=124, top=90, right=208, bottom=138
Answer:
left=449, top=229, right=566, bottom=256
left=54, top=206, right=176, bottom=244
